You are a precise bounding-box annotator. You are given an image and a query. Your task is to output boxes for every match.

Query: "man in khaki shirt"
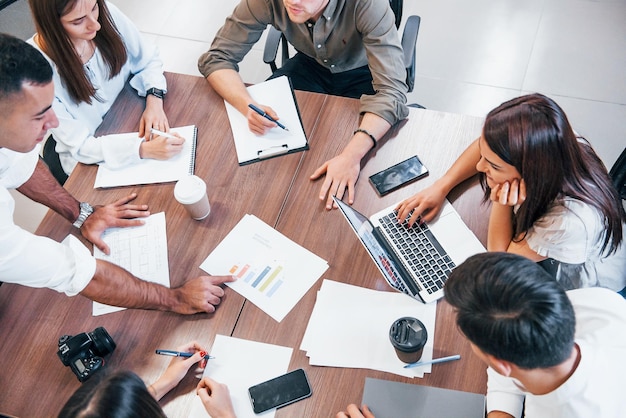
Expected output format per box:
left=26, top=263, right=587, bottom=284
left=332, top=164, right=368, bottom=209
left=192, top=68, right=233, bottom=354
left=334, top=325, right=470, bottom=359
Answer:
left=199, top=0, right=409, bottom=210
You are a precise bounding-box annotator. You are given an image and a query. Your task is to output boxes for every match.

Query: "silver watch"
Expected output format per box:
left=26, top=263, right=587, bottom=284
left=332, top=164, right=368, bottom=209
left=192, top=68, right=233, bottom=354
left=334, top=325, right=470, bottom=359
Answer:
left=73, top=202, right=94, bottom=228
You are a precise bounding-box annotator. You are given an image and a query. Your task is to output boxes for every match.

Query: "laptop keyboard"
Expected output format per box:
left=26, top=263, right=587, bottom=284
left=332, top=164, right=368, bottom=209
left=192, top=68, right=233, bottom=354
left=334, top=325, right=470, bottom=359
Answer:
left=379, top=211, right=456, bottom=295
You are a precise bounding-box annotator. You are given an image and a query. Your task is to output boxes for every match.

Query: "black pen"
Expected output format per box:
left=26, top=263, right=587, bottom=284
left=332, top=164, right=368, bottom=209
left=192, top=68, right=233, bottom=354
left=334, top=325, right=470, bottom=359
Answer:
left=155, top=349, right=215, bottom=360
left=248, top=103, right=289, bottom=131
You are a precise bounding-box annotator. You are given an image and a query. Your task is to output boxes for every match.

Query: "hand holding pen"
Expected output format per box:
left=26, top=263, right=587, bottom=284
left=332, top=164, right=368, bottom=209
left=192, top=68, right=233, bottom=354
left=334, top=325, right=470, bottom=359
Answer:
left=149, top=341, right=210, bottom=400
left=247, top=103, right=289, bottom=134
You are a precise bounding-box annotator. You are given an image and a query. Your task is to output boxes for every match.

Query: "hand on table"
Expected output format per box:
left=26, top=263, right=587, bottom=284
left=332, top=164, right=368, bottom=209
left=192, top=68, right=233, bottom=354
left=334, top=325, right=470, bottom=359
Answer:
left=247, top=103, right=281, bottom=134
left=149, top=341, right=208, bottom=400
left=310, top=151, right=361, bottom=210
left=336, top=404, right=376, bottom=418
left=395, top=182, right=448, bottom=227
left=139, top=96, right=169, bottom=138
left=81, top=193, right=150, bottom=255
left=172, top=275, right=236, bottom=314
left=490, top=178, right=526, bottom=207
left=197, top=377, right=236, bottom=418
left=140, top=132, right=185, bottom=160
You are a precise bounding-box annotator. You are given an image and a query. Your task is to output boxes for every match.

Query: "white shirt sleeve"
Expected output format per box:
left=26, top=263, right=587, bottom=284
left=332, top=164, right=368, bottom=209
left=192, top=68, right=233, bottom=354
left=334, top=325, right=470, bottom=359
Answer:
left=486, top=367, right=525, bottom=418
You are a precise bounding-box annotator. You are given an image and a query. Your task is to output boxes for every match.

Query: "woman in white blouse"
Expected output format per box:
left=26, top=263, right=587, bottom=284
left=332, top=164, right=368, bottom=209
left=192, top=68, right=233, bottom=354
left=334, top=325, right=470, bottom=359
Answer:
left=28, top=0, right=183, bottom=180
left=396, top=93, right=626, bottom=291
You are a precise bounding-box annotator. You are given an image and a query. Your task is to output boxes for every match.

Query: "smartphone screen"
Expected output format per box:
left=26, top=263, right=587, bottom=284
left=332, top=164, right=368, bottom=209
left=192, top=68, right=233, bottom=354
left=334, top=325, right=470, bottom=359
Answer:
left=369, top=155, right=429, bottom=196
left=248, top=368, right=312, bottom=414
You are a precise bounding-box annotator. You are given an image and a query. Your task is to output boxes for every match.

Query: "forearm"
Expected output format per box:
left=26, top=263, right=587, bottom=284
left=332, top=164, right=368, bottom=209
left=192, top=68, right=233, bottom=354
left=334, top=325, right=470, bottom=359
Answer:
left=207, top=69, right=254, bottom=115
left=437, top=138, right=481, bottom=194
left=487, top=203, right=514, bottom=251
left=348, top=112, right=392, bottom=160
left=17, top=159, right=79, bottom=223
left=80, top=259, right=180, bottom=311
left=487, top=412, right=515, bottom=418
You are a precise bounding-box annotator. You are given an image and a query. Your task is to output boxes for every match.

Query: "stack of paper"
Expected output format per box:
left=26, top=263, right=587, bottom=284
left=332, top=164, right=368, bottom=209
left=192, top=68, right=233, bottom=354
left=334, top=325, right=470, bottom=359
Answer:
left=301, top=279, right=437, bottom=378
left=93, top=212, right=169, bottom=316
left=200, top=214, right=328, bottom=322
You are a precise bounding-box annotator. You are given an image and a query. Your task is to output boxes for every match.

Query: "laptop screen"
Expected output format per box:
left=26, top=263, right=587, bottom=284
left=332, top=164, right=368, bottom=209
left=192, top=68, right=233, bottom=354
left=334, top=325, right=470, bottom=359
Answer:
left=333, top=198, right=408, bottom=292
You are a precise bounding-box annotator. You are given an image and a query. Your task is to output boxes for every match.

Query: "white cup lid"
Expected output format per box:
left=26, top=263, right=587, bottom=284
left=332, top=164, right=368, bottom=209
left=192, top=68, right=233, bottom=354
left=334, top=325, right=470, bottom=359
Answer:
left=174, top=175, right=206, bottom=204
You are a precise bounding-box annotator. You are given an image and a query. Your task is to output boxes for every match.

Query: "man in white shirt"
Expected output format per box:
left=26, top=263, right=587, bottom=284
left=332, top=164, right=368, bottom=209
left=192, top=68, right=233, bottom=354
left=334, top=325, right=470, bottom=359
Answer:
left=0, top=33, right=233, bottom=314
left=444, top=252, right=626, bottom=418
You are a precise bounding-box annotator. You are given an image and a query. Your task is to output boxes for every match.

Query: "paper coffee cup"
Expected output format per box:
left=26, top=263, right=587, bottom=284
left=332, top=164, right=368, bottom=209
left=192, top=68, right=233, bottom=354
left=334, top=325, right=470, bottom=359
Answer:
left=174, top=175, right=210, bottom=220
left=389, top=317, right=428, bottom=363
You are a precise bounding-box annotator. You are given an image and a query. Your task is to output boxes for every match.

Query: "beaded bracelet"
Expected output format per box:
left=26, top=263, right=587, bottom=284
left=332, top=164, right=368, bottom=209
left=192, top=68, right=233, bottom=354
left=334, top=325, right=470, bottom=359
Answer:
left=353, top=128, right=377, bottom=149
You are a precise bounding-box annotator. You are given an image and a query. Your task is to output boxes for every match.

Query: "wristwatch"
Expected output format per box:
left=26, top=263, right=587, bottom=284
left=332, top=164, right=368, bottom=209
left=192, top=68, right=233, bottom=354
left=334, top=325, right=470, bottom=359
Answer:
left=146, top=87, right=165, bottom=100
left=73, top=202, right=94, bottom=228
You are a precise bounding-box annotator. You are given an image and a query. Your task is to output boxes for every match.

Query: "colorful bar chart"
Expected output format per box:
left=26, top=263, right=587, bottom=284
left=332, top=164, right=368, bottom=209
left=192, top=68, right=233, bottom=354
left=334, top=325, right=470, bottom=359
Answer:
left=229, top=261, right=284, bottom=298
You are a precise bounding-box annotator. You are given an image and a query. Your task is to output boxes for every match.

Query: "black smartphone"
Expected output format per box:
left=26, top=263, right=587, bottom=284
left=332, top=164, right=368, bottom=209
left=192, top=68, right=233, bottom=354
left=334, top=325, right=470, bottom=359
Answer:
left=369, top=155, right=429, bottom=196
left=248, top=368, right=312, bottom=414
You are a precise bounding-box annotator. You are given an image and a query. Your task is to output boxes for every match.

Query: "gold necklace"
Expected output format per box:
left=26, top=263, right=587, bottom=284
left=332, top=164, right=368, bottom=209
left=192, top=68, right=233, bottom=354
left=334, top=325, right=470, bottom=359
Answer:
left=78, top=40, right=91, bottom=58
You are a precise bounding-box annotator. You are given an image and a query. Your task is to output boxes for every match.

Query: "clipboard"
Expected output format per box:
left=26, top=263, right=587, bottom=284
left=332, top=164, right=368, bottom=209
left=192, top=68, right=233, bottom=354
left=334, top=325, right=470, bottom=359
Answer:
left=224, top=76, right=309, bottom=165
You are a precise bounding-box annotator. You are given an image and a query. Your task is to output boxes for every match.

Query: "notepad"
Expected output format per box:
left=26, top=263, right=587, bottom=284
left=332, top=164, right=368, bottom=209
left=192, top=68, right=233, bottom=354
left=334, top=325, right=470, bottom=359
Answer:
left=93, top=125, right=197, bottom=188
left=224, top=76, right=308, bottom=165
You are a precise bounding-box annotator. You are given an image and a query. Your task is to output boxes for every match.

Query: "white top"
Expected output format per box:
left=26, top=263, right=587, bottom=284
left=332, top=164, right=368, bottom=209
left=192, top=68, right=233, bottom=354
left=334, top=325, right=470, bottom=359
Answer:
left=28, top=2, right=167, bottom=175
left=0, top=147, right=96, bottom=295
left=526, top=197, right=626, bottom=291
left=486, top=287, right=626, bottom=418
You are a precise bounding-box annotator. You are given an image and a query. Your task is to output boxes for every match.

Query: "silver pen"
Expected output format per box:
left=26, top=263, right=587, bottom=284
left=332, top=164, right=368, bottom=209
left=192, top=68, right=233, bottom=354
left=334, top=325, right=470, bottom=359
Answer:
left=403, top=354, right=461, bottom=369
left=150, top=128, right=178, bottom=140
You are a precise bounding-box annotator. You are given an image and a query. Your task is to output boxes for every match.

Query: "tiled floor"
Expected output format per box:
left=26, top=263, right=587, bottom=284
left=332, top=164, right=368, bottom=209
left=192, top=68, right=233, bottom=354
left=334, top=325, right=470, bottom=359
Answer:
left=2, top=0, right=625, bottom=231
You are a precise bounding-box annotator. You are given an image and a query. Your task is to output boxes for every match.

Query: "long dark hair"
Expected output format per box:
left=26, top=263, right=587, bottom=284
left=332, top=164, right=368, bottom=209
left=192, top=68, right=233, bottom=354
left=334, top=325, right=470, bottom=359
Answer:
left=481, top=93, right=624, bottom=254
left=29, top=0, right=127, bottom=104
left=58, top=370, right=167, bottom=418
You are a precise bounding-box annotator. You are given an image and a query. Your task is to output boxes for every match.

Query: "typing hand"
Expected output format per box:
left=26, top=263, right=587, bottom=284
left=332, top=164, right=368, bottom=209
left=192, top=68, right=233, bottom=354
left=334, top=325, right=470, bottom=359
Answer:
left=197, top=377, right=237, bottom=418
left=310, top=151, right=361, bottom=210
left=140, top=132, right=185, bottom=160
left=247, top=104, right=281, bottom=135
left=490, top=178, right=526, bottom=206
left=81, top=193, right=150, bottom=255
left=171, top=275, right=236, bottom=314
left=150, top=341, right=208, bottom=400
left=395, top=182, right=448, bottom=227
left=336, top=404, right=376, bottom=418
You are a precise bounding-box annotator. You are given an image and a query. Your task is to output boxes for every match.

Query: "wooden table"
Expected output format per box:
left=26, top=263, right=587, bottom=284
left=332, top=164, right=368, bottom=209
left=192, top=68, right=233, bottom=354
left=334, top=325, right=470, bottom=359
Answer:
left=0, top=72, right=487, bottom=417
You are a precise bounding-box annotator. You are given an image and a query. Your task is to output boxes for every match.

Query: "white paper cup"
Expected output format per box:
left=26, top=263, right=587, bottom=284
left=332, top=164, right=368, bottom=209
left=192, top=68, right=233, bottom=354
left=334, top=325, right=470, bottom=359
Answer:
left=174, top=175, right=210, bottom=220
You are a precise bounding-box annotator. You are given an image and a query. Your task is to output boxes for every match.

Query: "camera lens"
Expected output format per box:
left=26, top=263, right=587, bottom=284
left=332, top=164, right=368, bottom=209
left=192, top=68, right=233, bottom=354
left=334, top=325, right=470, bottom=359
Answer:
left=89, top=327, right=116, bottom=356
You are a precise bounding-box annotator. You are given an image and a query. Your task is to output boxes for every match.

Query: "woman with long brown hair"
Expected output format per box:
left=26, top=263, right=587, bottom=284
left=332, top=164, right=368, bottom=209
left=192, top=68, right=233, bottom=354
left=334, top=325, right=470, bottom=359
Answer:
left=396, top=93, right=626, bottom=291
left=28, top=0, right=183, bottom=180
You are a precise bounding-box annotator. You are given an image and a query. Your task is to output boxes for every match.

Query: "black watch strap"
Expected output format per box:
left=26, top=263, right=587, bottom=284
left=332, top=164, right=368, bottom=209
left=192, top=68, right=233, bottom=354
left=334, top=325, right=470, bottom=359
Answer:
left=146, top=87, right=165, bottom=100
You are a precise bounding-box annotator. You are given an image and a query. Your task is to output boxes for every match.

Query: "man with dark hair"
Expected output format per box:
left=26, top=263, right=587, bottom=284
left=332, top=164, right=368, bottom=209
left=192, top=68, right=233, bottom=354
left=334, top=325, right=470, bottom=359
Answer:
left=0, top=33, right=233, bottom=313
left=444, top=252, right=626, bottom=418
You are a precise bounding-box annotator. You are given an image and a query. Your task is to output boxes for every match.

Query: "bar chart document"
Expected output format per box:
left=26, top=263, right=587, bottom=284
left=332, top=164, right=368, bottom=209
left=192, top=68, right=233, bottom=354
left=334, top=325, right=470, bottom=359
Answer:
left=200, top=214, right=328, bottom=322
left=93, top=212, right=169, bottom=316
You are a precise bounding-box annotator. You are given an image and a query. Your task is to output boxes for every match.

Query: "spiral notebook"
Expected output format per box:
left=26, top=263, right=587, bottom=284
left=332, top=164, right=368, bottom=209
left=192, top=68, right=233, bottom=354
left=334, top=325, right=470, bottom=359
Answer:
left=93, top=125, right=197, bottom=188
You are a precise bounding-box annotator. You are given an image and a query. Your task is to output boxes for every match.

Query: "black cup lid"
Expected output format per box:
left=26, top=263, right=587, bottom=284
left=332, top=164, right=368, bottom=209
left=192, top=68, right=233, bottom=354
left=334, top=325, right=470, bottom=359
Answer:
left=389, top=317, right=427, bottom=351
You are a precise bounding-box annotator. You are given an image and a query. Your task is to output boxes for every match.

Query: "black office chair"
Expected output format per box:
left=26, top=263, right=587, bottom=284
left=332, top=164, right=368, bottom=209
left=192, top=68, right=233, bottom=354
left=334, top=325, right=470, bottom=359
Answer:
left=263, top=0, right=422, bottom=94
left=42, top=135, right=68, bottom=186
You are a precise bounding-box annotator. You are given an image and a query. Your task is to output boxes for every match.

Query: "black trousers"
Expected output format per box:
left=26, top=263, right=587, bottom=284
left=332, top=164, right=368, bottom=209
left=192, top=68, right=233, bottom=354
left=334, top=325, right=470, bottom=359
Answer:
left=268, top=52, right=375, bottom=99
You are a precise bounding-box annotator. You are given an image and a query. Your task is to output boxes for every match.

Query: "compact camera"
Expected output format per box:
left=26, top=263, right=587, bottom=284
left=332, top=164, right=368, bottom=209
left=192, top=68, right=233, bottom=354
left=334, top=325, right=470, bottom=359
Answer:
left=57, top=326, right=116, bottom=382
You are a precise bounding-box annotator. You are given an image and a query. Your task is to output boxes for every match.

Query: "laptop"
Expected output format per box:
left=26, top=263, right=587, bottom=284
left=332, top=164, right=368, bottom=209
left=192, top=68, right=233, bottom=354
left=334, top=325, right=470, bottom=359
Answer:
left=362, top=377, right=486, bottom=418
left=333, top=196, right=485, bottom=303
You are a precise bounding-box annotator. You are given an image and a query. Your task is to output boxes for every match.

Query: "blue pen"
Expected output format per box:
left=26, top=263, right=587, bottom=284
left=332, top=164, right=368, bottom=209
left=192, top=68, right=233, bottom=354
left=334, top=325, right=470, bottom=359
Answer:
left=403, top=354, right=461, bottom=369
left=155, top=349, right=215, bottom=360
left=248, top=104, right=289, bottom=131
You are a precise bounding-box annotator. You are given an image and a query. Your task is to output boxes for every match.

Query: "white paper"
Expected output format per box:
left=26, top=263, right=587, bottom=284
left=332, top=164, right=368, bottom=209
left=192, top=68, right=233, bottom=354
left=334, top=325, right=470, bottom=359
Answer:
left=188, top=335, right=293, bottom=418
left=224, top=76, right=307, bottom=164
left=301, top=279, right=437, bottom=378
left=200, top=214, right=328, bottom=322
left=92, top=212, right=169, bottom=316
left=94, top=125, right=197, bottom=188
